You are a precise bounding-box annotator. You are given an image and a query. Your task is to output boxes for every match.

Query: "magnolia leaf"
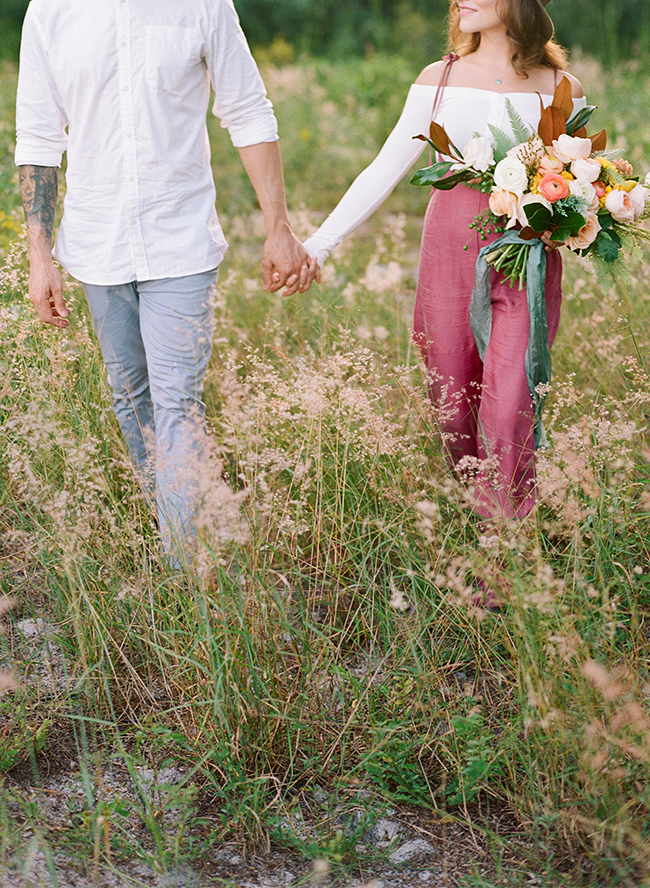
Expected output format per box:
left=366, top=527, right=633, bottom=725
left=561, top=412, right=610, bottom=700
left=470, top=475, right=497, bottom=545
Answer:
left=525, top=203, right=554, bottom=231
left=429, top=121, right=454, bottom=157
left=519, top=227, right=540, bottom=241
left=590, top=128, right=608, bottom=152
left=410, top=160, right=456, bottom=187
left=538, top=105, right=566, bottom=145
left=551, top=76, right=574, bottom=121
left=431, top=168, right=475, bottom=190
left=564, top=210, right=588, bottom=232
left=566, top=104, right=597, bottom=135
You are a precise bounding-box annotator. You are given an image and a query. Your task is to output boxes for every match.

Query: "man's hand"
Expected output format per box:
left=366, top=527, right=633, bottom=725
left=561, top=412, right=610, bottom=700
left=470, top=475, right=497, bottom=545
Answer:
left=263, top=221, right=321, bottom=296
left=19, top=164, right=69, bottom=327
left=237, top=142, right=321, bottom=296
left=29, top=254, right=69, bottom=328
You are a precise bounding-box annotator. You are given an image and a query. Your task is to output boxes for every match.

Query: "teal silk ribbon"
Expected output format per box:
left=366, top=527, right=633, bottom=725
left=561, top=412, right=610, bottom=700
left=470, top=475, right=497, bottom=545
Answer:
left=470, top=232, right=551, bottom=450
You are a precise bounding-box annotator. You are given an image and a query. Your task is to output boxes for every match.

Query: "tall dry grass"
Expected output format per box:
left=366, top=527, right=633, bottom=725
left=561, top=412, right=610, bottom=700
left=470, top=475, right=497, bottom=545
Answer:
left=0, top=53, right=649, bottom=884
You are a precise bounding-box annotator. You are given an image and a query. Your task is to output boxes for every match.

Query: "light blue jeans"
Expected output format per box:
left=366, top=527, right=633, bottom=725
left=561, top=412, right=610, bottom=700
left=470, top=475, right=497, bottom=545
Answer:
left=82, top=269, right=218, bottom=561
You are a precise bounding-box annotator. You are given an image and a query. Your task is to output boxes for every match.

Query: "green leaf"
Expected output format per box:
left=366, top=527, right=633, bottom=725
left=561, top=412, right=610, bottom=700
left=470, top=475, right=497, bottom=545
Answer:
left=505, top=98, right=533, bottom=144
left=410, top=160, right=456, bottom=187
left=524, top=203, right=554, bottom=232
left=562, top=210, right=588, bottom=232
left=432, top=169, right=476, bottom=190
left=566, top=105, right=597, bottom=135
left=487, top=124, right=517, bottom=162
left=596, top=231, right=620, bottom=262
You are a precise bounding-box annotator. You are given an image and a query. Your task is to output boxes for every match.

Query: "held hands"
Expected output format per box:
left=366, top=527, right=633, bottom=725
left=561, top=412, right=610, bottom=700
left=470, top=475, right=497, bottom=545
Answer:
left=262, top=221, right=321, bottom=296
left=29, top=254, right=69, bottom=328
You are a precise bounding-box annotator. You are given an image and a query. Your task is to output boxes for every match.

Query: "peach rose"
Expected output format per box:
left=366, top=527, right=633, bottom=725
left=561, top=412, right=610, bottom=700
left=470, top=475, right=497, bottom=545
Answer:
left=566, top=213, right=601, bottom=251
left=538, top=154, right=565, bottom=175
left=489, top=187, right=521, bottom=228
left=538, top=173, right=570, bottom=203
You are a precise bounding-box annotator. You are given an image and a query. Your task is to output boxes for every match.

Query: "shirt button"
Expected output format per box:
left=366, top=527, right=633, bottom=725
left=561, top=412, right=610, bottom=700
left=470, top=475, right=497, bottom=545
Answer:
left=129, top=176, right=135, bottom=182
left=130, top=220, right=136, bottom=226
left=126, top=132, right=132, bottom=138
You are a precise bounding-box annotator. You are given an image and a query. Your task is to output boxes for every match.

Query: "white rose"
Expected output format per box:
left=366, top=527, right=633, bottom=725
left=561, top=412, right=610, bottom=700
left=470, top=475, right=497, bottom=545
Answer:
left=461, top=136, right=494, bottom=172
left=517, top=192, right=553, bottom=228
left=552, top=134, right=592, bottom=163
left=569, top=178, right=599, bottom=211
left=645, top=171, right=650, bottom=188
left=493, top=157, right=528, bottom=195
left=570, top=157, right=601, bottom=183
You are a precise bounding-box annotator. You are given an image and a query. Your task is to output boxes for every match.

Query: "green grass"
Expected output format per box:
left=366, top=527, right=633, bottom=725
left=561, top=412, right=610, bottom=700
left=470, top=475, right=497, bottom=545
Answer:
left=1, top=53, right=650, bottom=886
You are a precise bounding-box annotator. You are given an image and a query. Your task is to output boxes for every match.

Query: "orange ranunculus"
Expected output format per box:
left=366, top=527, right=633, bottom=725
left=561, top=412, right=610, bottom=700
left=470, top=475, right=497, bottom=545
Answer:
left=538, top=173, right=570, bottom=203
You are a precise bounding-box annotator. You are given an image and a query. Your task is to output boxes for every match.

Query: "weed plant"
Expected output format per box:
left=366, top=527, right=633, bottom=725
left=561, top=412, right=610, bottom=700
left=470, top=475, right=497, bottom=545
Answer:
left=0, top=54, right=649, bottom=886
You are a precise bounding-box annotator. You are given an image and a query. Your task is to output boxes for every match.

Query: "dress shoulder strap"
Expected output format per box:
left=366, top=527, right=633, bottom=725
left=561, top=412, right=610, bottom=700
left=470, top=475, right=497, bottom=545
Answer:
left=432, top=52, right=459, bottom=120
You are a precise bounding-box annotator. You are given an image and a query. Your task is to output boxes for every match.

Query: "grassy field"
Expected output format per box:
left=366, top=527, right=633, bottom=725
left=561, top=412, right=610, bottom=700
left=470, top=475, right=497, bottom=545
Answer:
left=1, top=50, right=650, bottom=886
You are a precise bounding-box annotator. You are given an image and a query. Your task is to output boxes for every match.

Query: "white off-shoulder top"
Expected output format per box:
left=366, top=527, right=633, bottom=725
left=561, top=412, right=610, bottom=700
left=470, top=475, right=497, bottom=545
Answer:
left=303, top=84, right=587, bottom=266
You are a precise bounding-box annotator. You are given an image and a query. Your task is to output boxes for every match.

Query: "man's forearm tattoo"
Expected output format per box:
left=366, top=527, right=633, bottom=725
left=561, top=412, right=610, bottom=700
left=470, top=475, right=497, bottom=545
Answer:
left=19, top=165, right=58, bottom=242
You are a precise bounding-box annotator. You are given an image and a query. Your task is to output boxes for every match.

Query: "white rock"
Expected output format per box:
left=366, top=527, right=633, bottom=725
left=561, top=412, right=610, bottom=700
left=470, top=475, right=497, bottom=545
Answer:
left=389, top=838, right=435, bottom=863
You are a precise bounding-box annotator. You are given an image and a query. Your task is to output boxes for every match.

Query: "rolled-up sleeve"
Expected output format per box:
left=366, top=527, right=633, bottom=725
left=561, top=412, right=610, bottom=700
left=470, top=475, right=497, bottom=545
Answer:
left=205, top=0, right=278, bottom=148
left=15, top=6, right=68, bottom=167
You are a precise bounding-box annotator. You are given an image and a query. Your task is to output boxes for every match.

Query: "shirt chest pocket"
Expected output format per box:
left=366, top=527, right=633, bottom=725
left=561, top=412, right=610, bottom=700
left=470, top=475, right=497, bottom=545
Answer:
left=145, top=26, right=202, bottom=92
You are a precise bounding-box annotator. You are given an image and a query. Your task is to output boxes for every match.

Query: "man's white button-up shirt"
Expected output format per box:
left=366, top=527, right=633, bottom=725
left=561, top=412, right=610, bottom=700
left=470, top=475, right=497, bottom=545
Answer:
left=15, top=0, right=279, bottom=285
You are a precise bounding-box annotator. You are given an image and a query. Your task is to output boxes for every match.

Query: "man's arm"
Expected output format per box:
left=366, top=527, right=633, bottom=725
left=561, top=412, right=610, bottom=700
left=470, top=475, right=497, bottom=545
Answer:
left=19, top=164, right=68, bottom=328
left=237, top=142, right=319, bottom=296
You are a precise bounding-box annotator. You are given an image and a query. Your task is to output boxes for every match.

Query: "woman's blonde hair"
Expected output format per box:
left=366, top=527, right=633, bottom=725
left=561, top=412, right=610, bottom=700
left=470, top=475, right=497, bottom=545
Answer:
left=448, top=0, right=567, bottom=76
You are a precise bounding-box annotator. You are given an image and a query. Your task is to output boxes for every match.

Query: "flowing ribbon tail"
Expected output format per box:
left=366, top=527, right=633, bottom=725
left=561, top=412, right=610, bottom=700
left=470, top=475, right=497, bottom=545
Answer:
left=470, top=232, right=551, bottom=451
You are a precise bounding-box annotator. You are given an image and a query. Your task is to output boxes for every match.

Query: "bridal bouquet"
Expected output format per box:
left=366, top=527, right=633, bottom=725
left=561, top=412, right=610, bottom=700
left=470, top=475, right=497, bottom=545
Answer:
left=411, top=77, right=650, bottom=288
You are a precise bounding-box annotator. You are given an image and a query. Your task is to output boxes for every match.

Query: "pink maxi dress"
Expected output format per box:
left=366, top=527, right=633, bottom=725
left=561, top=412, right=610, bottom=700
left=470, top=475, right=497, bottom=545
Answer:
left=413, top=60, right=563, bottom=520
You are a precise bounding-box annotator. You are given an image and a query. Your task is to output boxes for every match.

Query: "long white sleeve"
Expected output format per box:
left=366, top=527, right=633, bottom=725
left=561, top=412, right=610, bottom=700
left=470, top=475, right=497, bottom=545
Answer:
left=303, top=83, right=437, bottom=265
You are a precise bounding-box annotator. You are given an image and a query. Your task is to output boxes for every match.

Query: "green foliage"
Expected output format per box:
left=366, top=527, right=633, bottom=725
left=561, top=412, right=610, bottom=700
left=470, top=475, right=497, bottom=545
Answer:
left=2, top=0, right=650, bottom=66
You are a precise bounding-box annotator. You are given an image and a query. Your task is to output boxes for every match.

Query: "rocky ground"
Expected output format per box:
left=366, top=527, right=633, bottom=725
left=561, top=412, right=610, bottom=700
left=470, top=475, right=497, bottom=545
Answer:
left=0, top=616, right=532, bottom=888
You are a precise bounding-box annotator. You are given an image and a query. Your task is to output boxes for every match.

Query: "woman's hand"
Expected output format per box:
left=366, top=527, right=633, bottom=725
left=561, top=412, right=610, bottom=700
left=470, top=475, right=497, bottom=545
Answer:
left=541, top=230, right=563, bottom=252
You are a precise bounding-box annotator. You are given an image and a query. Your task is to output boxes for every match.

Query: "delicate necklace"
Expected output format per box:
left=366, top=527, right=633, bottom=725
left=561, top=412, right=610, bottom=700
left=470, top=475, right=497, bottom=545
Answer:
left=495, top=78, right=503, bottom=84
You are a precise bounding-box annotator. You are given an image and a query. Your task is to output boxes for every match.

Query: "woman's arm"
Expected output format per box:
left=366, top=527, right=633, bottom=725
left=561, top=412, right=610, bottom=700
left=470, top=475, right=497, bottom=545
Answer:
left=303, top=84, right=437, bottom=266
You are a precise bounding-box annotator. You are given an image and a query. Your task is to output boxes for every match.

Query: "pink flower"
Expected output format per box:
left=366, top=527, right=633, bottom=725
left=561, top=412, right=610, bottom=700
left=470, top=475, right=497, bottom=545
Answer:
left=570, top=157, right=601, bottom=183
left=628, top=183, right=650, bottom=219
left=538, top=173, right=570, bottom=203
left=489, top=187, right=521, bottom=228
left=552, top=134, right=592, bottom=163
left=605, top=188, right=635, bottom=222
left=593, top=180, right=607, bottom=199
left=566, top=213, right=601, bottom=250
left=538, top=154, right=565, bottom=175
